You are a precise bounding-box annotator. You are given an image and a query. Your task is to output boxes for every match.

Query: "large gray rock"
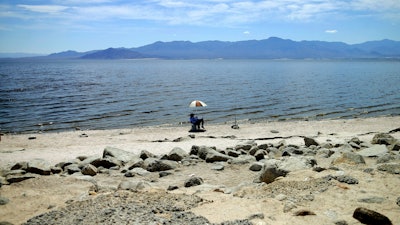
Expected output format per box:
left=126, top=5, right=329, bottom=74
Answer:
left=205, top=150, right=231, bottom=163
left=279, top=156, right=317, bottom=172
left=143, top=158, right=178, bottom=172
left=103, top=147, right=138, bottom=164
left=118, top=180, right=152, bottom=191
left=332, top=152, right=365, bottom=165
left=255, top=160, right=288, bottom=184
left=81, top=164, right=98, bottom=176
left=167, top=147, right=188, bottom=161
left=90, top=157, right=121, bottom=169
left=353, top=207, right=392, bottom=225
left=26, top=158, right=52, bottom=175
left=377, top=163, right=400, bottom=174
left=6, top=173, right=39, bottom=184
left=65, top=164, right=81, bottom=174
left=371, top=133, right=397, bottom=146
left=358, top=145, right=388, bottom=157
left=121, top=157, right=144, bottom=171
left=304, top=137, right=319, bottom=147
left=184, top=176, right=204, bottom=187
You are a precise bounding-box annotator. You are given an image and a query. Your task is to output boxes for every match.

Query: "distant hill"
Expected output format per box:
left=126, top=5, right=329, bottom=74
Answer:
left=80, top=48, right=148, bottom=59
left=7, top=37, right=400, bottom=60
left=47, top=50, right=91, bottom=59
left=133, top=37, right=400, bottom=59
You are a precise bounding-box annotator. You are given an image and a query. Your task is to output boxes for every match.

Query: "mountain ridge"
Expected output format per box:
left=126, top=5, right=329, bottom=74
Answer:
left=3, top=37, right=400, bottom=59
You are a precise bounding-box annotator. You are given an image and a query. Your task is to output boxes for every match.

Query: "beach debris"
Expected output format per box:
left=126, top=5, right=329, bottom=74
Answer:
left=353, top=207, right=392, bottom=225
left=28, top=136, right=36, bottom=140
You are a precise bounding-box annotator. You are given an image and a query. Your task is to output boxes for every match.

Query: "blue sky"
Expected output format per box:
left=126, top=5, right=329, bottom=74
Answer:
left=1, top=0, right=399, bottom=54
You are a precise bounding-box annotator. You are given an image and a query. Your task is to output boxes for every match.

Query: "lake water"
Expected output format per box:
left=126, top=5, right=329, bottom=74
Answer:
left=1, top=59, right=399, bottom=133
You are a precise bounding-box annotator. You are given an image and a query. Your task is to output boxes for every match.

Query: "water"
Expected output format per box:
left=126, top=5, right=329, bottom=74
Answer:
left=1, top=59, right=399, bottom=133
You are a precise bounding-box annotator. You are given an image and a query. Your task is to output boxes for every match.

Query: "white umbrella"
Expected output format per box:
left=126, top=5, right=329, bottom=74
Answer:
left=189, top=100, right=207, bottom=108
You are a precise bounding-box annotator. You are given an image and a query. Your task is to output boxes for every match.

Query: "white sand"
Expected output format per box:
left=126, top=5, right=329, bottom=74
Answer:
left=1, top=116, right=399, bottom=167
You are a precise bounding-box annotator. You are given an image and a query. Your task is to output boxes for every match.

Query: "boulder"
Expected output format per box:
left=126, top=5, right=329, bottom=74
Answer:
left=130, top=168, right=151, bottom=176
left=143, top=158, right=178, bottom=172
left=205, top=150, right=231, bottom=163
left=249, top=162, right=264, bottom=171
left=118, top=180, right=152, bottom=191
left=358, top=145, right=388, bottom=157
left=65, top=164, right=81, bottom=174
left=229, top=155, right=256, bottom=164
left=279, top=156, right=317, bottom=172
left=371, top=133, right=397, bottom=146
left=167, top=147, right=188, bottom=161
left=81, top=164, right=98, bottom=176
left=184, top=176, right=204, bottom=187
left=26, top=158, right=52, bottom=175
left=90, top=157, right=121, bottom=169
left=332, top=152, right=365, bottom=165
left=11, top=161, right=28, bottom=170
left=103, top=146, right=137, bottom=164
left=377, top=163, right=400, bottom=174
left=255, top=160, right=288, bottom=184
left=121, top=157, right=144, bottom=171
left=139, top=150, right=156, bottom=160
left=6, top=173, right=39, bottom=184
left=353, top=207, right=392, bottom=225
left=254, top=150, right=267, bottom=161
left=304, top=137, right=319, bottom=147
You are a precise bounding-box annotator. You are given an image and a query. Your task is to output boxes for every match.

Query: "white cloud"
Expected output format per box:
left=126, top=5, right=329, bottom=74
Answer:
left=17, top=4, right=69, bottom=14
left=243, top=31, right=250, bottom=35
left=325, top=30, right=338, bottom=33
left=4, top=0, right=400, bottom=28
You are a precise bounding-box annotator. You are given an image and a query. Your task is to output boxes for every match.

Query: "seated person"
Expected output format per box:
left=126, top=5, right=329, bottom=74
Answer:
left=190, top=113, right=205, bottom=130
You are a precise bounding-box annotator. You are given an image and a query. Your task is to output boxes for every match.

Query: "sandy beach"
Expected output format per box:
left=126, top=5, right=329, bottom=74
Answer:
left=1, top=116, right=400, bottom=224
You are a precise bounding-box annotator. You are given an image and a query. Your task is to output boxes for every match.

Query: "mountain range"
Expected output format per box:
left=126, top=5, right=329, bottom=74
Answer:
left=3, top=37, right=400, bottom=59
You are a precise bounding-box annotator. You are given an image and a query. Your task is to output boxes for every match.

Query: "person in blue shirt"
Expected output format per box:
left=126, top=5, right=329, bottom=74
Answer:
left=190, top=113, right=205, bottom=130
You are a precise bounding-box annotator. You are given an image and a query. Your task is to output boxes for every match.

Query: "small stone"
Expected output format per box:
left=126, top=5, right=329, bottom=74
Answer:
left=184, top=176, right=203, bottom=187
left=353, top=207, right=392, bottom=225
left=335, top=175, right=359, bottom=184
left=334, top=220, right=348, bottom=225
left=293, top=209, right=316, bottom=216
left=358, top=196, right=385, bottom=204
left=0, top=196, right=10, bottom=205
left=167, top=185, right=179, bottom=191
left=396, top=197, right=400, bottom=207
left=81, top=164, right=97, bottom=176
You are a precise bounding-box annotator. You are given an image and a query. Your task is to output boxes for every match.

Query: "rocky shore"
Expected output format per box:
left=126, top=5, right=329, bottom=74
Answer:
left=0, top=117, right=400, bottom=225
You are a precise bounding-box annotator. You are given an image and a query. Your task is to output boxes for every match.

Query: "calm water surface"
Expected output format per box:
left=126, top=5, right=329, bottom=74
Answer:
left=0, top=59, right=399, bottom=133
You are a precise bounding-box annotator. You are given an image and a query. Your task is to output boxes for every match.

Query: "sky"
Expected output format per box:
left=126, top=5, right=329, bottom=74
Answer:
left=1, top=0, right=400, bottom=54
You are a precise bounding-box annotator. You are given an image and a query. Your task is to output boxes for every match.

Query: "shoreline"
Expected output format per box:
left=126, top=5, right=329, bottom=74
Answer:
left=1, top=116, right=399, bottom=167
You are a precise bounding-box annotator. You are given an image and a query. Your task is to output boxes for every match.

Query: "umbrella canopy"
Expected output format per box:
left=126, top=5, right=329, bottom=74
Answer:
left=189, top=100, right=207, bottom=107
